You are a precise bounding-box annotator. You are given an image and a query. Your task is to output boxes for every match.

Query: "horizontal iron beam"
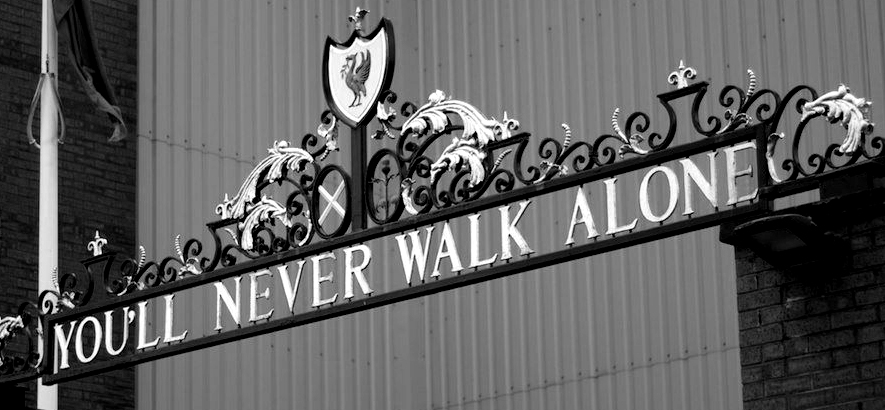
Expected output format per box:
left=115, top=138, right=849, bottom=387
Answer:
left=48, top=124, right=765, bottom=324
left=43, top=202, right=763, bottom=384
left=0, top=369, right=40, bottom=386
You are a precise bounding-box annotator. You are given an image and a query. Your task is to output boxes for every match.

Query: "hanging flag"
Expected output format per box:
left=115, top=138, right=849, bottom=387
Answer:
left=54, top=0, right=127, bottom=142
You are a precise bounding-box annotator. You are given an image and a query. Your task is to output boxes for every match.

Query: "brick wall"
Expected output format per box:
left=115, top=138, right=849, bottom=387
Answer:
left=734, top=188, right=885, bottom=410
left=0, top=0, right=137, bottom=409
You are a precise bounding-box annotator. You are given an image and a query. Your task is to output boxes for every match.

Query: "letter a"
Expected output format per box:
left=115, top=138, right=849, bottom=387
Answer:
left=565, top=187, right=599, bottom=245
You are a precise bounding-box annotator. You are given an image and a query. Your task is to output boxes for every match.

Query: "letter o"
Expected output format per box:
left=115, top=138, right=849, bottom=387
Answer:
left=639, top=166, right=679, bottom=223
left=75, top=316, right=103, bottom=364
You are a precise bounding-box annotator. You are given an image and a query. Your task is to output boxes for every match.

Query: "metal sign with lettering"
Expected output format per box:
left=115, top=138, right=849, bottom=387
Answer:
left=0, top=9, right=880, bottom=385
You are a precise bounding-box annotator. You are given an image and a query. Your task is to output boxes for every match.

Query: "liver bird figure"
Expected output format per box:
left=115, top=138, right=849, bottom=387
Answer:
left=341, top=51, right=371, bottom=107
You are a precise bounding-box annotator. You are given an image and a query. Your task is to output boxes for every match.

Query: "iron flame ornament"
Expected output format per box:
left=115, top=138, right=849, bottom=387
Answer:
left=323, top=8, right=395, bottom=128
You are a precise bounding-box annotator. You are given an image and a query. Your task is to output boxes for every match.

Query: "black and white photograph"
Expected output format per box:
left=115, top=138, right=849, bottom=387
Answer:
left=1, top=1, right=884, bottom=409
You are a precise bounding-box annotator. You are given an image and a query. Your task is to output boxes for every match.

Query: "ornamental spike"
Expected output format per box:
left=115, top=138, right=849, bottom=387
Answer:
left=174, top=234, right=184, bottom=262
left=746, top=69, right=758, bottom=97
left=611, top=108, right=625, bottom=142
left=561, top=123, right=572, bottom=150
left=50, top=267, right=59, bottom=293
left=137, top=246, right=146, bottom=270
left=492, top=149, right=512, bottom=172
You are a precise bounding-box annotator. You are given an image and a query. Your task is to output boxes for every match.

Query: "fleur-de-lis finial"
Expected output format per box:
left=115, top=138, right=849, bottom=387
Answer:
left=87, top=230, right=107, bottom=256
left=347, top=7, right=370, bottom=33
left=667, top=60, right=697, bottom=89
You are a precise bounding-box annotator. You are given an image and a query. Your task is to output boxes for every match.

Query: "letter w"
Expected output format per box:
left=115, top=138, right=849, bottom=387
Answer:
left=395, top=227, right=435, bottom=285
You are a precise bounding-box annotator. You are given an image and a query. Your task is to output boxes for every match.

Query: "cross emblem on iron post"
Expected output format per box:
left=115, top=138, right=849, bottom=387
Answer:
left=318, top=181, right=347, bottom=225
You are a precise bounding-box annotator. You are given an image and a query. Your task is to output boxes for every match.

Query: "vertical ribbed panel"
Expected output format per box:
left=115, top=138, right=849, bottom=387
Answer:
left=137, top=1, right=885, bottom=409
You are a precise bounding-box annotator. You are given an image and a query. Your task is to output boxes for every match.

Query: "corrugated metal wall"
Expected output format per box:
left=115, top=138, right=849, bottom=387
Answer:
left=136, top=1, right=885, bottom=409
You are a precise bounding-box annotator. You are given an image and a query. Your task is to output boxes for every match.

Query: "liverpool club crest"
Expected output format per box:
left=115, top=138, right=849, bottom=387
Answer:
left=323, top=8, right=395, bottom=128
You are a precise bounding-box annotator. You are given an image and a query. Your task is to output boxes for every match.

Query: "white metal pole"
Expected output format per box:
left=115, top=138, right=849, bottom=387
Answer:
left=38, top=0, right=59, bottom=408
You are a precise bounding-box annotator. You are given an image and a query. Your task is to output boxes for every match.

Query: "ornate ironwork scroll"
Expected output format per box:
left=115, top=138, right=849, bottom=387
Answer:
left=366, top=61, right=881, bottom=227
left=764, top=84, right=879, bottom=181
left=0, top=303, right=42, bottom=380
left=16, top=108, right=346, bottom=315
left=30, top=62, right=885, bottom=308
left=2, top=57, right=882, bottom=385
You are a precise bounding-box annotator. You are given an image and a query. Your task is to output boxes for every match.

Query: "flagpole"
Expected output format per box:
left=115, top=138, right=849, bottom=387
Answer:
left=38, top=0, right=59, bottom=408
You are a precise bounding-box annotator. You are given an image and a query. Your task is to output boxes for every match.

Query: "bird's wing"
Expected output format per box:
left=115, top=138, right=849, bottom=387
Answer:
left=354, top=51, right=372, bottom=84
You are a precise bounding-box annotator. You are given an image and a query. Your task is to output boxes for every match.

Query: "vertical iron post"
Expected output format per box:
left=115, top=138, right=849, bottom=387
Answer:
left=351, top=125, right=368, bottom=231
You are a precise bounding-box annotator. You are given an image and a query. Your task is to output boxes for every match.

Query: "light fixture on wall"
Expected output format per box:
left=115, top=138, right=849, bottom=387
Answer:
left=722, top=214, right=843, bottom=268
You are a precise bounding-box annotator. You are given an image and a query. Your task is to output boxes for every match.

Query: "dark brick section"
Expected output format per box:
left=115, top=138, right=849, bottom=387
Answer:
left=0, top=1, right=136, bottom=409
left=733, top=188, right=885, bottom=410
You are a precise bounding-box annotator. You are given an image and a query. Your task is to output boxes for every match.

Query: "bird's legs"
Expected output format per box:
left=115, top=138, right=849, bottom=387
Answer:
left=350, top=93, right=363, bottom=107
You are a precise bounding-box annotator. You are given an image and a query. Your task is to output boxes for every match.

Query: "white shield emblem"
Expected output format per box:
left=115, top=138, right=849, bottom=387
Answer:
left=323, top=18, right=395, bottom=128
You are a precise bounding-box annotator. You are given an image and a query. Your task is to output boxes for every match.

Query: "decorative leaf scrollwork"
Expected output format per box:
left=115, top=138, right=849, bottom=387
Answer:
left=315, top=113, right=340, bottom=160
left=17, top=62, right=880, bottom=318
left=402, top=90, right=519, bottom=188
left=611, top=108, right=650, bottom=157
left=216, top=140, right=314, bottom=220
left=174, top=234, right=202, bottom=277
left=240, top=196, right=293, bottom=251
left=761, top=83, right=884, bottom=182
left=716, top=69, right=758, bottom=135
left=0, top=303, right=41, bottom=375
left=39, top=267, right=91, bottom=314
left=400, top=178, right=420, bottom=216
left=533, top=124, right=571, bottom=184
left=800, top=84, right=874, bottom=154
left=373, top=90, right=419, bottom=141
left=0, top=315, right=25, bottom=368
left=215, top=140, right=316, bottom=252
left=368, top=89, right=538, bottom=222
left=374, top=102, right=398, bottom=140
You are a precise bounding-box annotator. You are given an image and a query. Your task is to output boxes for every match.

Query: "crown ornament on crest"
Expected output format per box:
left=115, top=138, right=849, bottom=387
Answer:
left=348, top=7, right=370, bottom=33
